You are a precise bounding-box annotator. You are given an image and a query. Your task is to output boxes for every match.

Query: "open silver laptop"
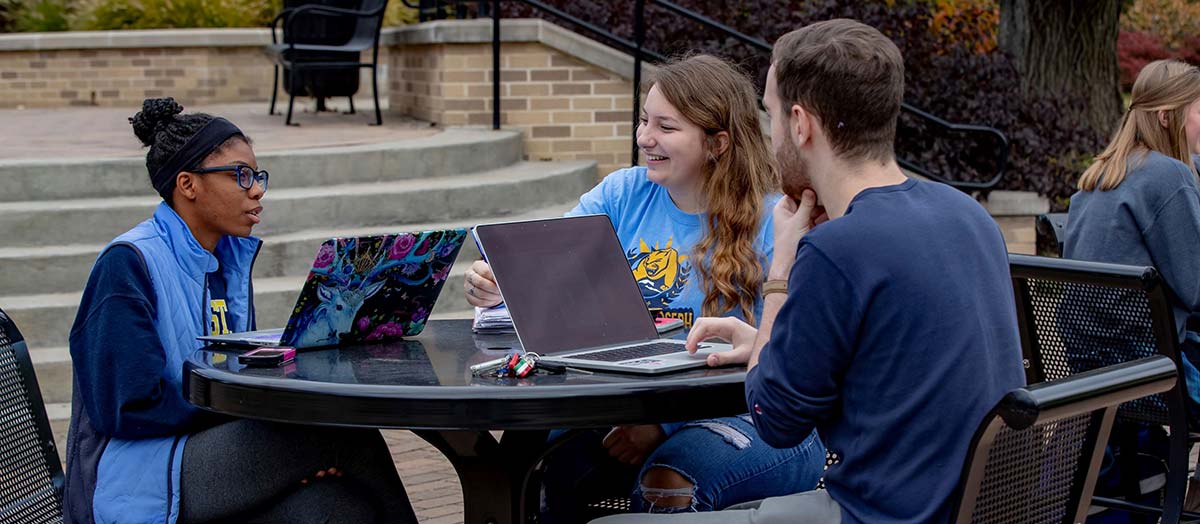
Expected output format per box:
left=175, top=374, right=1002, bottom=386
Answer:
left=472, top=215, right=730, bottom=374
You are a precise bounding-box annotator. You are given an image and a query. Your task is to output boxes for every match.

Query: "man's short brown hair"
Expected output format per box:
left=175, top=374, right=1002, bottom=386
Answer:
left=772, top=19, right=904, bottom=162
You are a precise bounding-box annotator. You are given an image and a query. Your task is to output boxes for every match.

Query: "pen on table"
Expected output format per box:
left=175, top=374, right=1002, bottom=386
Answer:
left=536, top=360, right=594, bottom=375
left=469, top=356, right=512, bottom=374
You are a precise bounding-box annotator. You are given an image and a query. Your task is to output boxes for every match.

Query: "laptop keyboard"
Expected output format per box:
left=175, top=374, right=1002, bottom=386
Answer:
left=569, top=341, right=684, bottom=362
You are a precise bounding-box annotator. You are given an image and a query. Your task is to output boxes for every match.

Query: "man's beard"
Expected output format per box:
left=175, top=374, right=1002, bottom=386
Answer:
left=775, top=138, right=811, bottom=200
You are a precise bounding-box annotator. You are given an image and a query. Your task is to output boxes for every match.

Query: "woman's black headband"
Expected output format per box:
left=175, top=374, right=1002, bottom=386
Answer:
left=151, top=117, right=244, bottom=199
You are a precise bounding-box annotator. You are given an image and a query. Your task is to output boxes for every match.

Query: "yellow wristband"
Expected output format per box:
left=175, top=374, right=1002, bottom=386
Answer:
left=763, top=279, right=788, bottom=296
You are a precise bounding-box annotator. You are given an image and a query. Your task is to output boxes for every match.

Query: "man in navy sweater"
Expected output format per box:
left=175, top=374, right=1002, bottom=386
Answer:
left=593, top=19, right=1025, bottom=524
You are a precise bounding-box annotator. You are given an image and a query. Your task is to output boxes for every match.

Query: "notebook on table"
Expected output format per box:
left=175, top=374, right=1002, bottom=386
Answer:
left=199, top=229, right=467, bottom=349
left=471, top=215, right=729, bottom=375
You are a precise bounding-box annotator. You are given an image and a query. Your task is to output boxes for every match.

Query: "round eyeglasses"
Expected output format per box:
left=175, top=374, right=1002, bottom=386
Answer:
left=191, top=165, right=269, bottom=192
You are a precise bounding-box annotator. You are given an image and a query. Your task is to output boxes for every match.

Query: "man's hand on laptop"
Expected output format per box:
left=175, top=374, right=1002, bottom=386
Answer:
left=686, top=317, right=758, bottom=366
left=464, top=260, right=503, bottom=308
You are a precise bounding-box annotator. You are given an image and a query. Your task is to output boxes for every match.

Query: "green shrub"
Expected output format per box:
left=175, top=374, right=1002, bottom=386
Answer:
left=384, top=2, right=417, bottom=26
left=152, top=0, right=277, bottom=29
left=11, top=0, right=70, bottom=32
left=0, top=0, right=21, bottom=32
left=5, top=0, right=416, bottom=31
left=72, top=0, right=146, bottom=30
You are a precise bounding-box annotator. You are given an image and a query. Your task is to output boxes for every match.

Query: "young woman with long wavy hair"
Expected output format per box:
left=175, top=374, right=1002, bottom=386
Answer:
left=463, top=54, right=826, bottom=519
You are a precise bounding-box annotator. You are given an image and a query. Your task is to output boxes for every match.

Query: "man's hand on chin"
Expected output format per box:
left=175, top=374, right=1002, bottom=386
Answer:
left=771, top=188, right=826, bottom=279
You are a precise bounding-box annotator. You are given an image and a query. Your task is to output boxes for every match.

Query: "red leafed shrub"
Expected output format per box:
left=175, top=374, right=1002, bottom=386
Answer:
left=1118, top=31, right=1173, bottom=90
left=1178, top=35, right=1200, bottom=66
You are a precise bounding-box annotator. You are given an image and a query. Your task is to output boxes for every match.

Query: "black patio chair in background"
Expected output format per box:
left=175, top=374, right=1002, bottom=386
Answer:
left=952, top=355, right=1177, bottom=523
left=266, top=0, right=389, bottom=126
left=1009, top=254, right=1199, bottom=524
left=1036, top=212, right=1068, bottom=257
left=0, top=307, right=64, bottom=523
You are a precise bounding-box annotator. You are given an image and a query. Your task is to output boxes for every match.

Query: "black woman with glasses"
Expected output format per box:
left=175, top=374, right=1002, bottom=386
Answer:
left=63, top=98, right=419, bottom=524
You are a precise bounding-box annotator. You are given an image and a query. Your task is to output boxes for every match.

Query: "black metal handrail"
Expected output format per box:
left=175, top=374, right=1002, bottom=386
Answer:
left=435, top=0, right=1010, bottom=191
left=897, top=102, right=1010, bottom=190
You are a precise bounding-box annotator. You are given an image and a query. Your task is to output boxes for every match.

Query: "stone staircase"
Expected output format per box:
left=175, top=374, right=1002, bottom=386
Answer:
left=0, top=128, right=595, bottom=412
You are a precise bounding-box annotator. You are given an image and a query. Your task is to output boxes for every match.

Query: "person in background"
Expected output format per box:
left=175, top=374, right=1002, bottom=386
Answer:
left=1063, top=58, right=1200, bottom=508
left=1066, top=59, right=1200, bottom=378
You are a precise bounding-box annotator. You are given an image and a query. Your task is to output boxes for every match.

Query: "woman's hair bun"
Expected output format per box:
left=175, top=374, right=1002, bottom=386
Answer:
left=129, top=97, right=185, bottom=147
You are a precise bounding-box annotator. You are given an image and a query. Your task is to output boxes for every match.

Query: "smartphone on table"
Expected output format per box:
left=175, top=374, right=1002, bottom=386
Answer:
left=653, top=317, right=684, bottom=334
left=238, top=347, right=296, bottom=367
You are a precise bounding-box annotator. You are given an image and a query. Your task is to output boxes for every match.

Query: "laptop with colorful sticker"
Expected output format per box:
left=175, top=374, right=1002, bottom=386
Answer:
left=199, top=229, right=466, bottom=349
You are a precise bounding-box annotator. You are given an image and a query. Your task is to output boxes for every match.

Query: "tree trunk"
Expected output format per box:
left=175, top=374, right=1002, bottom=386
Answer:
left=999, top=0, right=1123, bottom=136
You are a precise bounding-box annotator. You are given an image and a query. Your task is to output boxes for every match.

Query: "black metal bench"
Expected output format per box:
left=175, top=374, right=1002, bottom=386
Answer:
left=0, top=307, right=64, bottom=523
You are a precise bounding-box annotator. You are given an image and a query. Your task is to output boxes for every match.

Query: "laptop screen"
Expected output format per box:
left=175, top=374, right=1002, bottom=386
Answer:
left=474, top=215, right=659, bottom=355
left=280, top=230, right=466, bottom=348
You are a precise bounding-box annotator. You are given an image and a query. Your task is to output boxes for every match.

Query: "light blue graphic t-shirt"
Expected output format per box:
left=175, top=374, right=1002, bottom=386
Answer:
left=566, top=166, right=779, bottom=327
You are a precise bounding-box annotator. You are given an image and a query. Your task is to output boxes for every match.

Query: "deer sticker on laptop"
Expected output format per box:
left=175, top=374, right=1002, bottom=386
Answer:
left=291, top=231, right=466, bottom=348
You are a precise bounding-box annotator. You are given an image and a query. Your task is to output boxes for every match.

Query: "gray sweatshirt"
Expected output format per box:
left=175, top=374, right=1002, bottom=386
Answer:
left=1065, top=150, right=1200, bottom=338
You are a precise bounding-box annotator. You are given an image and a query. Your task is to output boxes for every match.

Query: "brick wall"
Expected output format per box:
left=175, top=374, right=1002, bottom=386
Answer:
left=391, top=41, right=636, bottom=177
left=995, top=217, right=1036, bottom=254
left=0, top=46, right=279, bottom=108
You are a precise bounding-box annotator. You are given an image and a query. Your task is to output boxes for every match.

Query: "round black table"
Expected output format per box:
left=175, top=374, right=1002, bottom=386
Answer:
left=185, top=319, right=748, bottom=524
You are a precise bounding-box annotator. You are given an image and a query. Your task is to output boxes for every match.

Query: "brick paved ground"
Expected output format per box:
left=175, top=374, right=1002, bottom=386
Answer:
left=383, top=430, right=465, bottom=524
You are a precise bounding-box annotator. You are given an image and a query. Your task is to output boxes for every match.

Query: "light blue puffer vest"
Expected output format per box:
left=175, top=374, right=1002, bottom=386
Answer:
left=91, top=203, right=260, bottom=524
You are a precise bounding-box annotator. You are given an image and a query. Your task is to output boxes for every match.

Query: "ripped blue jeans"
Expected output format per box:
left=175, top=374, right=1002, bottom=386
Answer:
left=539, top=415, right=825, bottom=521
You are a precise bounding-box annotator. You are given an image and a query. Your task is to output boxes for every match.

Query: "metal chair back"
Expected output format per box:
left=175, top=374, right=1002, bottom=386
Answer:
left=1009, top=254, right=1190, bottom=523
left=0, top=307, right=64, bottom=523
left=268, top=0, right=391, bottom=125
left=280, top=0, right=388, bottom=51
left=1010, top=254, right=1184, bottom=424
left=954, top=356, right=1177, bottom=524
left=351, top=0, right=388, bottom=48
left=1036, top=213, right=1067, bottom=257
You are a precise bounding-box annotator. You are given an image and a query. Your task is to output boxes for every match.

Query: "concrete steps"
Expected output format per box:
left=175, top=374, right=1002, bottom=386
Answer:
left=0, top=162, right=591, bottom=293
left=0, top=160, right=594, bottom=247
left=0, top=126, right=596, bottom=417
left=0, top=128, right=522, bottom=203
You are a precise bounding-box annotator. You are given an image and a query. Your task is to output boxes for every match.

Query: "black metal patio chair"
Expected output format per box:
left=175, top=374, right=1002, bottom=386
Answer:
left=1036, top=212, right=1068, bottom=257
left=953, top=355, right=1177, bottom=523
left=0, top=307, right=64, bottom=523
left=1010, top=253, right=1199, bottom=523
left=266, top=0, right=389, bottom=126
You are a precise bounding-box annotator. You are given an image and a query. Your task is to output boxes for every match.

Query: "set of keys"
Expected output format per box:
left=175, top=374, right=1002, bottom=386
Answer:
left=469, top=351, right=592, bottom=377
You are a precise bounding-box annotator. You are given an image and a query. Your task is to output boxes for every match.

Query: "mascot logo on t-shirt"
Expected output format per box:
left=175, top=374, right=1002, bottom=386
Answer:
left=628, top=237, right=690, bottom=310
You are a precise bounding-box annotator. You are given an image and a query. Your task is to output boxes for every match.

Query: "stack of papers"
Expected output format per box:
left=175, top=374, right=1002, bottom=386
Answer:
left=473, top=305, right=514, bottom=334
